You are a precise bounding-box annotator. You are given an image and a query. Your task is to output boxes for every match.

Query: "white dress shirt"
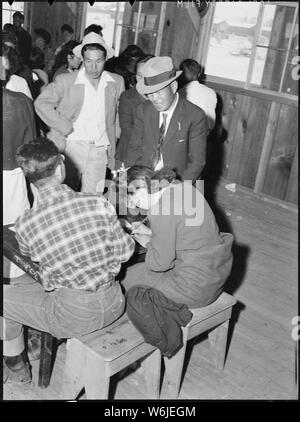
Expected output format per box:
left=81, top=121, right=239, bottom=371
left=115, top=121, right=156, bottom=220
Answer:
left=185, top=81, right=217, bottom=129
left=155, top=93, right=179, bottom=171
left=67, top=68, right=113, bottom=147
left=159, top=92, right=179, bottom=133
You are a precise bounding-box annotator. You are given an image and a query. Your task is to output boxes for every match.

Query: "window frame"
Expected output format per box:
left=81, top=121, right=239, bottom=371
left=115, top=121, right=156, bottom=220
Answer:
left=112, top=1, right=167, bottom=56
left=2, top=2, right=25, bottom=25
left=201, top=1, right=299, bottom=100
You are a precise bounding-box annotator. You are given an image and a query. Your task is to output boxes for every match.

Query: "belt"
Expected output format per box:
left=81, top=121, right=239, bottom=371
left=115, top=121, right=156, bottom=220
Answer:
left=85, top=279, right=116, bottom=292
left=56, top=279, right=116, bottom=294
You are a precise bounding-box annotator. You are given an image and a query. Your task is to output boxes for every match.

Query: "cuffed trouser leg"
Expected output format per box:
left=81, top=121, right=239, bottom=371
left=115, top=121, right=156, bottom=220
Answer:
left=2, top=319, right=25, bottom=356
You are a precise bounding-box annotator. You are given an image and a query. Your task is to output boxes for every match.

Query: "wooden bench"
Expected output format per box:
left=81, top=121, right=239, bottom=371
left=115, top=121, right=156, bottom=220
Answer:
left=62, top=292, right=236, bottom=400
left=61, top=314, right=161, bottom=400
left=163, top=292, right=237, bottom=398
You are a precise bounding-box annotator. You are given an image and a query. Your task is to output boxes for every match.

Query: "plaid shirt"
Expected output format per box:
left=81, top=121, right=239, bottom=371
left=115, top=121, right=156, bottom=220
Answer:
left=14, top=183, right=135, bottom=292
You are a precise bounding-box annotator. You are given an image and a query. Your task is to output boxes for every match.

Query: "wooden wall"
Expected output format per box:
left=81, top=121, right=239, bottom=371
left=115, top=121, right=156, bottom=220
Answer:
left=26, top=2, right=85, bottom=49
left=206, top=82, right=298, bottom=205
left=160, top=3, right=199, bottom=68
left=159, top=2, right=298, bottom=206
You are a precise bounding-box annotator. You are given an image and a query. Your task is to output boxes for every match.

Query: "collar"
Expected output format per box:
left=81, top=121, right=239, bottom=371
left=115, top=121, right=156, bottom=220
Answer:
left=37, top=183, right=72, bottom=203
left=74, top=67, right=114, bottom=86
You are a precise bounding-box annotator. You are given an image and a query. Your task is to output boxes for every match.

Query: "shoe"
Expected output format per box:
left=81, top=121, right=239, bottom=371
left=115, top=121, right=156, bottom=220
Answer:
left=3, top=359, right=32, bottom=385
left=27, top=328, right=41, bottom=361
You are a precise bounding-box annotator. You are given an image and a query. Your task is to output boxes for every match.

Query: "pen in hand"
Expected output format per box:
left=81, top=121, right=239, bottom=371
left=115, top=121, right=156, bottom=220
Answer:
left=130, top=216, right=149, bottom=234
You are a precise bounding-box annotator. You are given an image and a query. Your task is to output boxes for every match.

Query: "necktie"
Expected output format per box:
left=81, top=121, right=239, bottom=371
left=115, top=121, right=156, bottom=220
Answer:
left=152, top=113, right=167, bottom=170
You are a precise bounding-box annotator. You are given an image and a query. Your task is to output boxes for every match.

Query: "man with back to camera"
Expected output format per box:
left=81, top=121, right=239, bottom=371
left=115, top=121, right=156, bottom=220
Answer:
left=34, top=32, right=124, bottom=194
left=2, top=137, right=135, bottom=384
left=124, top=56, right=208, bottom=184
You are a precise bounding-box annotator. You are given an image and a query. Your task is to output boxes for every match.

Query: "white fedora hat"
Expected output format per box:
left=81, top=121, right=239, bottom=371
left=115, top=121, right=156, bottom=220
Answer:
left=73, top=32, right=114, bottom=60
left=136, top=56, right=182, bottom=95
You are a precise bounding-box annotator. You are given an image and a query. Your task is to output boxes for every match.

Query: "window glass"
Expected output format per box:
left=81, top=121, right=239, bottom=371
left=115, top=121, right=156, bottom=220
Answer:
left=205, top=2, right=298, bottom=96
left=85, top=2, right=118, bottom=46
left=115, top=1, right=161, bottom=56
left=206, top=2, right=260, bottom=82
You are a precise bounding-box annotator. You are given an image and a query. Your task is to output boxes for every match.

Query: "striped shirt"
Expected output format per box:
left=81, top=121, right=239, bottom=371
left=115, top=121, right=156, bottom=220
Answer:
left=14, top=183, right=135, bottom=291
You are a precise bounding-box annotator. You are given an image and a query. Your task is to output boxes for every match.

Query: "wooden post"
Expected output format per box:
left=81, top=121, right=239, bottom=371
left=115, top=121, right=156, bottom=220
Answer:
left=142, top=349, right=161, bottom=399
left=61, top=339, right=86, bottom=400
left=84, top=349, right=110, bottom=399
left=163, top=328, right=189, bottom=399
left=38, top=332, right=56, bottom=388
left=208, top=320, right=229, bottom=370
left=254, top=102, right=281, bottom=194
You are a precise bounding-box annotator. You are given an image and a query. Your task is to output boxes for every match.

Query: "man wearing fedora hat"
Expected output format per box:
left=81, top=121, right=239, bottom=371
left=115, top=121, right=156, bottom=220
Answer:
left=125, top=56, right=208, bottom=183
left=35, top=32, right=124, bottom=194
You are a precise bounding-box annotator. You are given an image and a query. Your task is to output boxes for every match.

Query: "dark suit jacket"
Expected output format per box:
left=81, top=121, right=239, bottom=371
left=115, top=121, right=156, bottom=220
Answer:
left=3, top=89, right=36, bottom=170
left=126, top=285, right=193, bottom=358
left=125, top=95, right=208, bottom=182
left=116, top=86, right=146, bottom=163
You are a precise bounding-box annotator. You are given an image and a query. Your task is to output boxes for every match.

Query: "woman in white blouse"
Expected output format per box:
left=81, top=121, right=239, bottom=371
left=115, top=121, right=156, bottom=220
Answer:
left=2, top=44, right=32, bottom=99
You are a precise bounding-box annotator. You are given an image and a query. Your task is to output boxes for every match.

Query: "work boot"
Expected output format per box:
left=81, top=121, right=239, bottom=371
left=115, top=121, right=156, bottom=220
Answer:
left=27, top=328, right=41, bottom=361
left=3, top=352, right=32, bottom=384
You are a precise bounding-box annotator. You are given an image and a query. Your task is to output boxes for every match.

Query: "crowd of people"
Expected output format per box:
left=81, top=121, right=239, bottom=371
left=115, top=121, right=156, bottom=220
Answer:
left=2, top=13, right=233, bottom=387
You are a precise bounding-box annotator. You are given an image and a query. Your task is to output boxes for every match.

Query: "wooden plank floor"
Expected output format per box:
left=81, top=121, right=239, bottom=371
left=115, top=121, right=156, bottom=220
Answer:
left=3, top=181, right=298, bottom=400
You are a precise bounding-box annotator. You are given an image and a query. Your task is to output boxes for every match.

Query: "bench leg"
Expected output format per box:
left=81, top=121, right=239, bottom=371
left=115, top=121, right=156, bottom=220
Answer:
left=208, top=320, right=229, bottom=370
left=84, top=350, right=110, bottom=399
left=142, top=349, right=161, bottom=399
left=38, top=332, right=56, bottom=388
left=61, top=339, right=86, bottom=400
left=163, top=328, right=188, bottom=399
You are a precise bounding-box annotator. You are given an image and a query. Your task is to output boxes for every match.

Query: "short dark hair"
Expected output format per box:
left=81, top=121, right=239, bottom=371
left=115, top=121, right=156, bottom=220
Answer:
left=61, top=24, right=73, bottom=34
left=180, top=58, right=205, bottom=83
left=34, top=28, right=51, bottom=46
left=84, top=24, right=103, bottom=36
left=127, top=166, right=177, bottom=193
left=82, top=43, right=107, bottom=59
left=13, top=11, right=24, bottom=20
left=16, top=137, right=62, bottom=184
left=121, top=45, right=145, bottom=60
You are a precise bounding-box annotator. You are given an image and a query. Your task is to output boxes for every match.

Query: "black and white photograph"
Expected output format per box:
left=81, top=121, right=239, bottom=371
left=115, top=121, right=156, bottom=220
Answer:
left=2, top=0, right=298, bottom=403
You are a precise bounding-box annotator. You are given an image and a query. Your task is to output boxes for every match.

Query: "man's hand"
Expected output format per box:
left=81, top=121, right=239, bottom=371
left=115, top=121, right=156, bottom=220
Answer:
left=131, top=222, right=152, bottom=248
left=132, top=233, right=152, bottom=248
left=131, top=222, right=152, bottom=236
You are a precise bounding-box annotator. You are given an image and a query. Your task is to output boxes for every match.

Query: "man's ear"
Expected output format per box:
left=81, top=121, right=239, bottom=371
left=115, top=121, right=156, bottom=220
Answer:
left=171, top=80, right=178, bottom=93
left=54, top=161, right=65, bottom=183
